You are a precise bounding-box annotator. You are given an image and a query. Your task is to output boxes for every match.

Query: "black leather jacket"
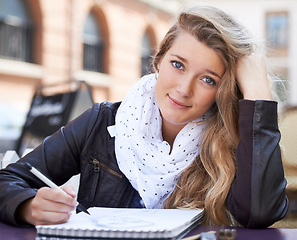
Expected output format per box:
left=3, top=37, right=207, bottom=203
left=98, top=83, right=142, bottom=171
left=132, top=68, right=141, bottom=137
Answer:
left=0, top=100, right=288, bottom=228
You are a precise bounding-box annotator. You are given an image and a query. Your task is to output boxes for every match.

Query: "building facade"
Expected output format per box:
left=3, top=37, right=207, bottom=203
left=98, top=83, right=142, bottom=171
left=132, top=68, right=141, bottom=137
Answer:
left=0, top=0, right=177, bottom=112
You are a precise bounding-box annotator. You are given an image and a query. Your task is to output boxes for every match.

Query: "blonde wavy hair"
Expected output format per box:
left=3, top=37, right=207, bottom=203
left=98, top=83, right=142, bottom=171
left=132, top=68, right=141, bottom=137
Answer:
left=153, top=5, right=255, bottom=225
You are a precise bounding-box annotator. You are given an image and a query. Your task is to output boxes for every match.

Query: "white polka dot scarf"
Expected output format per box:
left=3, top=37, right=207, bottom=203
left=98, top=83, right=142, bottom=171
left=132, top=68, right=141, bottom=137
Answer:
left=114, top=74, right=207, bottom=209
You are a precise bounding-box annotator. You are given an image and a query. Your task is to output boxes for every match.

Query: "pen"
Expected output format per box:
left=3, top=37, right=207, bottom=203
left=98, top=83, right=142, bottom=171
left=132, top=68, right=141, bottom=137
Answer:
left=24, top=162, right=90, bottom=215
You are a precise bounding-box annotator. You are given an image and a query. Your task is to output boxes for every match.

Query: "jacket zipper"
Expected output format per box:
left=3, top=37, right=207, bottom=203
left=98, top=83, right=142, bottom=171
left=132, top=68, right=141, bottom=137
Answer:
left=90, top=157, right=100, bottom=202
left=91, top=157, right=123, bottom=178
left=99, top=161, right=123, bottom=178
left=89, top=156, right=123, bottom=202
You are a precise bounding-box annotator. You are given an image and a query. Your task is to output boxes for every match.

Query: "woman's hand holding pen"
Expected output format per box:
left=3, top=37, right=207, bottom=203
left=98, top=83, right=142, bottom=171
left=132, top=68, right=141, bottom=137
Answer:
left=236, top=53, right=273, bottom=101
left=18, top=185, right=77, bottom=225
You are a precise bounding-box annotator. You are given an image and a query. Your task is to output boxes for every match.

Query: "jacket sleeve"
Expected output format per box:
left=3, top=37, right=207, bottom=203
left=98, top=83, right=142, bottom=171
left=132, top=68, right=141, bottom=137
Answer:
left=227, top=100, right=288, bottom=228
left=0, top=103, right=100, bottom=226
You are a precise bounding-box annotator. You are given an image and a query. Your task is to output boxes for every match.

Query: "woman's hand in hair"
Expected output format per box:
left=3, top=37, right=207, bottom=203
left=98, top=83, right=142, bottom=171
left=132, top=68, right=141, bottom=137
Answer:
left=236, top=53, right=272, bottom=101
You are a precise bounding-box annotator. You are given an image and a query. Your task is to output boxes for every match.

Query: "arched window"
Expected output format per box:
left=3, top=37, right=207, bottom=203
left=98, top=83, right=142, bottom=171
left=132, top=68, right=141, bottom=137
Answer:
left=0, top=0, right=33, bottom=62
left=141, top=31, right=153, bottom=76
left=83, top=12, right=104, bottom=73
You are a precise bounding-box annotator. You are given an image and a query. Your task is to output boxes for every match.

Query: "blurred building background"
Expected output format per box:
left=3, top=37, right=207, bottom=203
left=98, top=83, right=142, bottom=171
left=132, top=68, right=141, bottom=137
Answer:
left=0, top=0, right=296, bottom=152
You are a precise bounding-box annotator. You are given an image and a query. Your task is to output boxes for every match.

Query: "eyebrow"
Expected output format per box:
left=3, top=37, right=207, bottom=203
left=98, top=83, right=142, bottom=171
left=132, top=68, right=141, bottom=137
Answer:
left=170, top=54, right=223, bottom=79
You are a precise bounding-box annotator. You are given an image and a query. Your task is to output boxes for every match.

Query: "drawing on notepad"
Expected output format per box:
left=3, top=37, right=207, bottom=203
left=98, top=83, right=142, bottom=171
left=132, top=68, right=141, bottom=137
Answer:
left=91, top=217, right=154, bottom=229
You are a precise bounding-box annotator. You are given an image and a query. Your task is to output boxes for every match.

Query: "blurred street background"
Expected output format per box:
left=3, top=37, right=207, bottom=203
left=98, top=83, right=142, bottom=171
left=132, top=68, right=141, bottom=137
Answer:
left=0, top=0, right=296, bottom=153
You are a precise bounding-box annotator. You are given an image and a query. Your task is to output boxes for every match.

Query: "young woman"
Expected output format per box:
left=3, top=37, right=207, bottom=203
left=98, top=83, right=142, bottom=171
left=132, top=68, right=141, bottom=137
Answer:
left=0, top=5, right=288, bottom=228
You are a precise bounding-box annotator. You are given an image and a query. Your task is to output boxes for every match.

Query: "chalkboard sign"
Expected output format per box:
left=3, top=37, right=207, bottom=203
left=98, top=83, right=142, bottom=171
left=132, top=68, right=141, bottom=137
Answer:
left=16, top=81, right=93, bottom=155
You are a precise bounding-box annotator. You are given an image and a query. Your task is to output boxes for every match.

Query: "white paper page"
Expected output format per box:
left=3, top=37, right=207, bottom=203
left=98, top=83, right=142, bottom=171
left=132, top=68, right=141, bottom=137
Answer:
left=37, top=207, right=203, bottom=232
left=89, top=208, right=202, bottom=231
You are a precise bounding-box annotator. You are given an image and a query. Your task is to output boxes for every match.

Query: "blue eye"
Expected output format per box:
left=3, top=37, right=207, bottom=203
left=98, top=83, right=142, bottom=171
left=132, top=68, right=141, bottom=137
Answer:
left=171, top=61, right=184, bottom=70
left=202, top=77, right=216, bottom=86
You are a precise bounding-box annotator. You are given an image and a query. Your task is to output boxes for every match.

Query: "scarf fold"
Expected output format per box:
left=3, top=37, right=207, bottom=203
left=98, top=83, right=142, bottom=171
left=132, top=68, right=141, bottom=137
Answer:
left=114, top=74, right=206, bottom=209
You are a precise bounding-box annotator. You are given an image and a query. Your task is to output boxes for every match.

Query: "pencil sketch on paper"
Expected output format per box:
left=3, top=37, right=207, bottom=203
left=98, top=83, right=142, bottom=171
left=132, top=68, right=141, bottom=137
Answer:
left=91, top=217, right=155, bottom=229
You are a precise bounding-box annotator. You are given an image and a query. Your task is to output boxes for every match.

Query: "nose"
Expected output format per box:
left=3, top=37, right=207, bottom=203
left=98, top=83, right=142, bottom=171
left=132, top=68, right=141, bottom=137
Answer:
left=176, top=75, right=194, bottom=97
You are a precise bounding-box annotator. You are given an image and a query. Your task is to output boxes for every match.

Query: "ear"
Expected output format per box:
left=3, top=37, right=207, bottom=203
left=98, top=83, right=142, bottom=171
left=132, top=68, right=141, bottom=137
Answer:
left=155, top=62, right=160, bottom=72
left=156, top=56, right=164, bottom=71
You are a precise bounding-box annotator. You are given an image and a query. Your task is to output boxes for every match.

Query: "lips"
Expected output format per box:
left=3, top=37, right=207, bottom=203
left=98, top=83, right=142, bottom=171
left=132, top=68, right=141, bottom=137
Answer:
left=168, top=95, right=190, bottom=109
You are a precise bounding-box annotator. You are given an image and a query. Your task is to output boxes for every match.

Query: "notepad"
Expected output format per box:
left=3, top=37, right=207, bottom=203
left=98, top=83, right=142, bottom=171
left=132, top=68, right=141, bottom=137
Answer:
left=36, top=207, right=204, bottom=239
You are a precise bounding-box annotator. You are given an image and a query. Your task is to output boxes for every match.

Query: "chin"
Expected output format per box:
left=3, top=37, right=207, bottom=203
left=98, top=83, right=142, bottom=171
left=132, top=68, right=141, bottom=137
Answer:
left=164, top=117, right=190, bottom=126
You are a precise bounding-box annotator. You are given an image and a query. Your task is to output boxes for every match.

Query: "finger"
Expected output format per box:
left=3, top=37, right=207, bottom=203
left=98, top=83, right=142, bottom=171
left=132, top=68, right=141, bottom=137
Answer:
left=61, top=184, right=77, bottom=198
left=31, top=195, right=76, bottom=213
left=32, top=209, right=72, bottom=225
left=38, top=187, right=77, bottom=208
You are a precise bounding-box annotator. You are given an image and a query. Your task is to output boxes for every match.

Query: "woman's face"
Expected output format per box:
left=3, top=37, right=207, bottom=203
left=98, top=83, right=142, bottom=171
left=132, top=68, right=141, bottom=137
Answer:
left=155, top=30, right=225, bottom=127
